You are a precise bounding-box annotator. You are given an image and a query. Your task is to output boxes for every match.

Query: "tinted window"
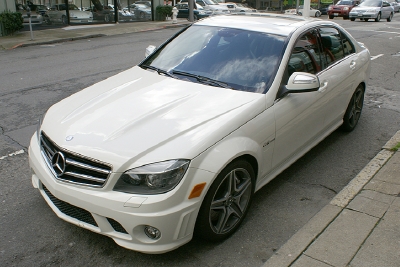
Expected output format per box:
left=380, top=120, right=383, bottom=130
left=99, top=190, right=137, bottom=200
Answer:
left=319, top=27, right=355, bottom=67
left=288, top=30, right=323, bottom=76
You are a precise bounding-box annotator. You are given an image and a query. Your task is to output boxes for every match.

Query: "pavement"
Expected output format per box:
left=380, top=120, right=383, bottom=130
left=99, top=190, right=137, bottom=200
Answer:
left=2, top=19, right=400, bottom=267
left=264, top=129, right=400, bottom=267
left=0, top=18, right=191, bottom=50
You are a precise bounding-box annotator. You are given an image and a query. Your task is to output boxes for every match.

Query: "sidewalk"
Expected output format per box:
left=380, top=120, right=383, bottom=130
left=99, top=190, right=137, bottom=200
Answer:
left=0, top=19, right=191, bottom=50
left=264, top=130, right=400, bottom=267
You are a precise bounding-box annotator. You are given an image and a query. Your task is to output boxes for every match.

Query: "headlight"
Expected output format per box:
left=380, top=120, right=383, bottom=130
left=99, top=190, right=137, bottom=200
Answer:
left=367, top=8, right=378, bottom=12
left=199, top=11, right=206, bottom=14
left=343, top=7, right=349, bottom=10
left=113, top=159, right=190, bottom=194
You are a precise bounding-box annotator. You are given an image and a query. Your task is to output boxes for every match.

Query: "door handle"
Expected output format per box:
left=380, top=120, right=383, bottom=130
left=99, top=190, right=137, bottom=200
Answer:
left=319, top=81, right=328, bottom=92
left=350, top=60, right=356, bottom=70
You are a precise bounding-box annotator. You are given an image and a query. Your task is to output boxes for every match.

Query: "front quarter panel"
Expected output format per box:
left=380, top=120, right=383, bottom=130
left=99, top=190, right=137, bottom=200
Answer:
left=191, top=101, right=276, bottom=192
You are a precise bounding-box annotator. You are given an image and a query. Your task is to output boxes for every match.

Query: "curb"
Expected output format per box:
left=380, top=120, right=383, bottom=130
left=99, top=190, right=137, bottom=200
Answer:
left=16, top=34, right=106, bottom=48
left=3, top=22, right=190, bottom=50
left=263, top=129, right=400, bottom=267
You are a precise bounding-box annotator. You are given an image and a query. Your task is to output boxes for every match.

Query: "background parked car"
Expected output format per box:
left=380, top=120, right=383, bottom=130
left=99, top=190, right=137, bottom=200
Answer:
left=389, top=1, right=400, bottom=12
left=174, top=3, right=212, bottom=20
left=124, top=3, right=151, bottom=20
left=297, top=5, right=322, bottom=16
left=44, top=4, right=93, bottom=24
left=219, top=2, right=256, bottom=13
left=27, top=4, right=50, bottom=16
left=349, top=0, right=394, bottom=21
left=89, top=5, right=114, bottom=22
left=284, top=8, right=298, bottom=15
left=318, top=4, right=331, bottom=15
left=285, top=5, right=321, bottom=17
left=16, top=3, right=44, bottom=25
left=180, top=0, right=230, bottom=15
left=327, top=0, right=360, bottom=19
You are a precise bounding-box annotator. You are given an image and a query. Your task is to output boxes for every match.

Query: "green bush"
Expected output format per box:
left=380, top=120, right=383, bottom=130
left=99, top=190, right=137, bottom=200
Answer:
left=0, top=11, right=24, bottom=36
left=156, top=5, right=173, bottom=17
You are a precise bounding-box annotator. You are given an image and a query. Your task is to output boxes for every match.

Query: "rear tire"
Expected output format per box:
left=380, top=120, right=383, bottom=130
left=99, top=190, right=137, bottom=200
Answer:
left=315, top=11, right=321, bottom=17
left=341, top=85, right=364, bottom=132
left=387, top=12, right=393, bottom=22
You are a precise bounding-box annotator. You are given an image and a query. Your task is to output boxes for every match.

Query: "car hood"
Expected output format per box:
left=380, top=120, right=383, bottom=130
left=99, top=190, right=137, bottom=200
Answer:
left=41, top=66, right=265, bottom=171
left=351, top=6, right=380, bottom=11
left=332, top=4, right=352, bottom=8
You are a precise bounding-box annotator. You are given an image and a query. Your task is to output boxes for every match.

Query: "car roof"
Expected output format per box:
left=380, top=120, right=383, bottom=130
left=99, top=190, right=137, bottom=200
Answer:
left=195, top=14, right=323, bottom=36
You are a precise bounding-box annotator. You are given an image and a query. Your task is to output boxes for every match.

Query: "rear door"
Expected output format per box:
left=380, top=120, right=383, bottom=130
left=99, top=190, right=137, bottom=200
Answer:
left=316, top=27, right=360, bottom=129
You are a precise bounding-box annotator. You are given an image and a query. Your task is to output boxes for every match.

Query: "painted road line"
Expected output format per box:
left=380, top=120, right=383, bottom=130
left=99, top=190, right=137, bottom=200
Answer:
left=0, top=149, right=25, bottom=160
left=371, top=54, right=384, bottom=60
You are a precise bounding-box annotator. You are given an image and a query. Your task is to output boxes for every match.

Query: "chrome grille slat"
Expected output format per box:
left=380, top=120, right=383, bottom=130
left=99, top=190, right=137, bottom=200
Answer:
left=65, top=158, right=110, bottom=174
left=40, top=132, right=112, bottom=187
left=64, top=171, right=106, bottom=183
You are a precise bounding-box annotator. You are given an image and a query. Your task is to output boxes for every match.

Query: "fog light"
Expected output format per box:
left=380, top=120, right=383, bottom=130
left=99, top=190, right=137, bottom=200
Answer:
left=144, top=226, right=161, bottom=240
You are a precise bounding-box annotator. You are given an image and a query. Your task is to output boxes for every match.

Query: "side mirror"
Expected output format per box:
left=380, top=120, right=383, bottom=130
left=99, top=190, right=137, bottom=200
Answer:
left=286, top=72, right=320, bottom=91
left=145, top=45, right=156, bottom=58
left=279, top=72, right=320, bottom=98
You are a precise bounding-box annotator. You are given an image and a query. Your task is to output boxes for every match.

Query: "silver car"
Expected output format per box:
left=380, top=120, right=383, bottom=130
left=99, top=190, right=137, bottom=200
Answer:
left=44, top=4, right=93, bottom=24
left=349, top=0, right=394, bottom=21
left=390, top=1, right=400, bottom=12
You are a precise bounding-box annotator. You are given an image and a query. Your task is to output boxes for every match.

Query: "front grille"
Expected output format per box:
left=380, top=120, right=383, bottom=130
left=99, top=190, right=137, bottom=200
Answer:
left=42, top=184, right=98, bottom=227
left=107, top=218, right=128, bottom=234
left=40, top=132, right=112, bottom=187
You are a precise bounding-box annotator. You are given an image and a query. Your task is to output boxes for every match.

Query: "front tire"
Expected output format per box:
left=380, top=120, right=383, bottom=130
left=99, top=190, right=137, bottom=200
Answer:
left=195, top=160, right=255, bottom=242
left=350, top=17, right=355, bottom=21
left=375, top=12, right=381, bottom=22
left=329, top=14, right=334, bottom=19
left=341, top=85, right=364, bottom=132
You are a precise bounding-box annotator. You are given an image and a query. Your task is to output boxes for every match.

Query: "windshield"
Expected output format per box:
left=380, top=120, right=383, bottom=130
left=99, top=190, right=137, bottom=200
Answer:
left=359, top=0, right=382, bottom=6
left=336, top=1, right=353, bottom=5
left=141, top=25, right=286, bottom=94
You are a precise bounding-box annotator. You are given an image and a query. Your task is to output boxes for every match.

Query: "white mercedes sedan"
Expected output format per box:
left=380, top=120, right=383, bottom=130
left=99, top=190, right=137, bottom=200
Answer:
left=29, top=14, right=371, bottom=254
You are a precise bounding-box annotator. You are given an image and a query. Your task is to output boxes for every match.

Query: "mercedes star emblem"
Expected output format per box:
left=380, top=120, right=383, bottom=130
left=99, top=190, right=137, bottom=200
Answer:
left=51, top=152, right=66, bottom=177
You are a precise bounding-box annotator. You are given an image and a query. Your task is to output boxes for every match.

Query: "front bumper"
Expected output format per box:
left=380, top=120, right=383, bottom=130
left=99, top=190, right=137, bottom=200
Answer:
left=328, top=10, right=350, bottom=17
left=28, top=134, right=212, bottom=253
left=349, top=11, right=378, bottom=19
left=70, top=18, right=93, bottom=23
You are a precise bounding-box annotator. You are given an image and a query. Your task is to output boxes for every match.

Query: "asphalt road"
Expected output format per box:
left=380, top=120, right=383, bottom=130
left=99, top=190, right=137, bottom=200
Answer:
left=1, top=16, right=399, bottom=267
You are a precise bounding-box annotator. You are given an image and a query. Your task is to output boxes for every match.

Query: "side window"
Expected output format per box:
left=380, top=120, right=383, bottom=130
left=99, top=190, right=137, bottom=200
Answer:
left=342, top=34, right=355, bottom=56
left=319, top=27, right=355, bottom=67
left=288, top=30, right=322, bottom=77
left=319, top=27, right=344, bottom=65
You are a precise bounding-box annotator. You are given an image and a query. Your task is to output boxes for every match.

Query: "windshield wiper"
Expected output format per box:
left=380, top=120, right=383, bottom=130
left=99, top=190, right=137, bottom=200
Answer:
left=141, top=65, right=178, bottom=79
left=172, top=70, right=231, bottom=89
